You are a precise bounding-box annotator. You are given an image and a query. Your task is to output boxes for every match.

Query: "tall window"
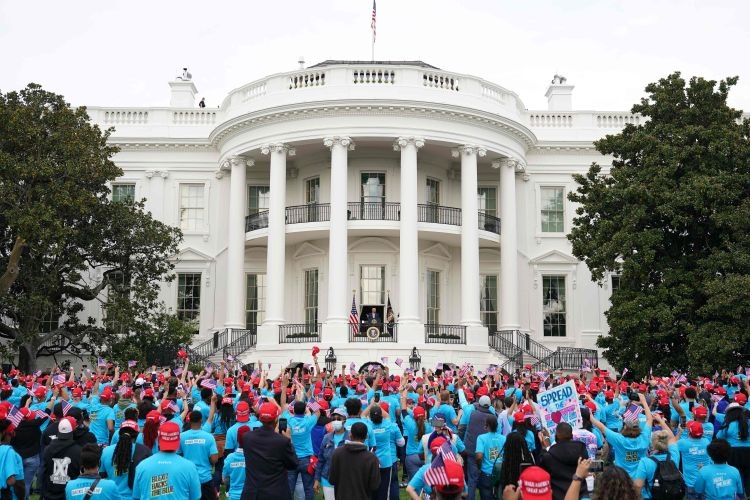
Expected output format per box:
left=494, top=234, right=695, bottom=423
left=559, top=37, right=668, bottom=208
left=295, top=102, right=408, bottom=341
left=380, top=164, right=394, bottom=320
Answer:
left=543, top=276, right=566, bottom=336
left=360, top=265, right=385, bottom=305
left=361, top=173, right=385, bottom=204
left=541, top=187, right=565, bottom=233
left=480, top=275, right=498, bottom=333
left=179, top=184, right=205, bottom=232
left=305, top=177, right=320, bottom=204
left=248, top=186, right=270, bottom=215
left=477, top=187, right=497, bottom=217
left=40, top=311, right=60, bottom=334
left=177, top=273, right=201, bottom=323
left=304, top=269, right=319, bottom=327
left=112, top=184, right=135, bottom=203
left=246, top=273, right=266, bottom=329
left=426, top=270, right=440, bottom=324
left=425, top=178, right=441, bottom=223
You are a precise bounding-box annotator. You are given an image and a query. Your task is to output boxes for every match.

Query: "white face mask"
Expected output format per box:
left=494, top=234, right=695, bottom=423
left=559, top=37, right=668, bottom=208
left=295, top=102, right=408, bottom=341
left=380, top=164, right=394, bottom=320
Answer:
left=331, top=420, right=343, bottom=431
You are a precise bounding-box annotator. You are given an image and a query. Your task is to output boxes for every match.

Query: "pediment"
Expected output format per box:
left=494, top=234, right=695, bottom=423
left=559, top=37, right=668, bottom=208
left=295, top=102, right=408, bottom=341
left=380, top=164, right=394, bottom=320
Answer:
left=171, top=247, right=214, bottom=262
left=421, top=243, right=452, bottom=261
left=293, top=242, right=325, bottom=259
left=529, top=249, right=578, bottom=265
left=348, top=237, right=399, bottom=253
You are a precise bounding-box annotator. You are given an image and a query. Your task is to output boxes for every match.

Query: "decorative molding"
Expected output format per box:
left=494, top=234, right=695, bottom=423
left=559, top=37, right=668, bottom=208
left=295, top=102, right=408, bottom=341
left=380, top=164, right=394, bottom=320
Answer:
left=348, top=237, right=399, bottom=253
left=260, top=143, right=296, bottom=156
left=529, top=249, right=579, bottom=265
left=451, top=145, right=487, bottom=158
left=171, top=246, right=216, bottom=263
left=144, top=170, right=155, bottom=179
left=217, top=157, right=253, bottom=179
left=144, top=169, right=168, bottom=179
left=323, top=136, right=355, bottom=150
left=393, top=136, right=425, bottom=151
left=421, top=243, right=452, bottom=261
left=293, top=241, right=325, bottom=259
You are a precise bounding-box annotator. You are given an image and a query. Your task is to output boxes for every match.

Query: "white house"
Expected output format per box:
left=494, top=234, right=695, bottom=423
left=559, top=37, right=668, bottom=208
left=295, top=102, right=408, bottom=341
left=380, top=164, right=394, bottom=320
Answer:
left=81, top=61, right=635, bottom=372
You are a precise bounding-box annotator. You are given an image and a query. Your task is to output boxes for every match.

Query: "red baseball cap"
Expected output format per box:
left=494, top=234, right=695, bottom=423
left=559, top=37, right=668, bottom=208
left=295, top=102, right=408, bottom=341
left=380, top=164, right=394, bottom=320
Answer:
left=236, top=401, right=250, bottom=422
left=604, top=390, right=615, bottom=400
left=412, top=406, right=426, bottom=419
left=379, top=402, right=390, bottom=413
left=518, top=466, right=552, bottom=500
left=34, top=387, right=47, bottom=398
left=428, top=436, right=447, bottom=453
left=258, top=402, right=278, bottom=423
left=157, top=422, right=181, bottom=451
left=72, top=388, right=83, bottom=398
left=120, top=420, right=139, bottom=433
left=434, top=459, right=465, bottom=494
left=692, top=406, right=708, bottom=418
left=513, top=412, right=526, bottom=424
left=686, top=420, right=704, bottom=438
left=735, top=393, right=748, bottom=405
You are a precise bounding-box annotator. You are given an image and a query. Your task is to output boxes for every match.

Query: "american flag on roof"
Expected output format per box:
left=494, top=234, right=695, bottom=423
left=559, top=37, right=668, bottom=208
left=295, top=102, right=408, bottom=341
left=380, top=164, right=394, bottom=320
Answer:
left=622, top=403, right=643, bottom=421
left=370, top=0, right=377, bottom=41
left=349, top=294, right=359, bottom=335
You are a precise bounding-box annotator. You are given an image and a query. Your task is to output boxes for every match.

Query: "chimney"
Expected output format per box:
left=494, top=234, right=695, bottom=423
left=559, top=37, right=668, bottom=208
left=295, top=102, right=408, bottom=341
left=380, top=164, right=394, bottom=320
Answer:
left=169, top=67, right=198, bottom=107
left=545, top=74, right=574, bottom=111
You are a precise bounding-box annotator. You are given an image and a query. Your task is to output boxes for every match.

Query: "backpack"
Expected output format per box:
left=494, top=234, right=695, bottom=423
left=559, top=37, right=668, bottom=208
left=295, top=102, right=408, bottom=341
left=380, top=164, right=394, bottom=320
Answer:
left=647, top=456, right=685, bottom=500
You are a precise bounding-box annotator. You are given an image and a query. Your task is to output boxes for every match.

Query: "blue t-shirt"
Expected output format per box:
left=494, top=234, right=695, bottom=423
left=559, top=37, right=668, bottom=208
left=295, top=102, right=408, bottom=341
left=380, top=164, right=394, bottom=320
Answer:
left=677, top=437, right=712, bottom=487
left=89, top=403, right=116, bottom=445
left=344, top=417, right=376, bottom=448
left=193, top=401, right=211, bottom=423
left=179, top=429, right=219, bottom=483
left=222, top=449, right=247, bottom=500
left=0, top=445, right=24, bottom=500
left=284, top=413, right=317, bottom=458
left=65, top=475, right=119, bottom=500
left=407, top=463, right=434, bottom=497
left=604, top=426, right=652, bottom=477
left=402, top=415, right=433, bottom=456
left=132, top=452, right=201, bottom=500
left=633, top=444, right=679, bottom=499
left=113, top=402, right=137, bottom=430
left=693, top=463, right=744, bottom=500
left=476, top=431, right=506, bottom=475
left=430, top=404, right=458, bottom=431
left=100, top=441, right=149, bottom=499
left=224, top=420, right=258, bottom=452
left=716, top=420, right=750, bottom=447
left=370, top=420, right=403, bottom=467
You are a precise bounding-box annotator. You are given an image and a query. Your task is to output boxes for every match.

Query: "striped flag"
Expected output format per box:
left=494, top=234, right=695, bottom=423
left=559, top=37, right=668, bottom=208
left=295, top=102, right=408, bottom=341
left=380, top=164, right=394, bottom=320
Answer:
left=622, top=403, right=643, bottom=422
left=381, top=356, right=388, bottom=364
left=437, top=441, right=456, bottom=461
left=395, top=358, right=403, bottom=367
left=7, top=406, right=23, bottom=428
left=424, top=451, right=449, bottom=486
left=307, top=400, right=321, bottom=412
left=97, top=357, right=107, bottom=367
left=128, top=360, right=137, bottom=368
left=60, top=399, right=72, bottom=417
left=349, top=294, right=359, bottom=335
left=581, top=358, right=591, bottom=372
left=52, top=373, right=66, bottom=385
left=370, top=0, right=377, bottom=41
left=201, top=378, right=217, bottom=390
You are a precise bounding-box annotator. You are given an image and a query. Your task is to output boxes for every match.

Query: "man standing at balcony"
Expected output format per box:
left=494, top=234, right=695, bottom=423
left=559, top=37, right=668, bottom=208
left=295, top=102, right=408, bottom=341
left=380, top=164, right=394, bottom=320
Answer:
left=368, top=307, right=381, bottom=324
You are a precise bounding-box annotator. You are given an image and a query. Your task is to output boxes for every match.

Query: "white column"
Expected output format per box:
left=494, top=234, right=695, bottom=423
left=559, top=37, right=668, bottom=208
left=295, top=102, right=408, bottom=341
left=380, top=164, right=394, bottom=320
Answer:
left=222, top=156, right=252, bottom=329
left=496, top=158, right=521, bottom=330
left=395, top=137, right=424, bottom=323
left=324, top=136, right=354, bottom=323
left=453, top=145, right=486, bottom=326
left=261, top=143, right=294, bottom=325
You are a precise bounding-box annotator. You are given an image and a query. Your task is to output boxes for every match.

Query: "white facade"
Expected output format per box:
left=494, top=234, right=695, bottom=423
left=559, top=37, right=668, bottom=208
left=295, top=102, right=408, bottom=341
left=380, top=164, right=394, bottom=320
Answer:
left=83, top=62, right=637, bottom=370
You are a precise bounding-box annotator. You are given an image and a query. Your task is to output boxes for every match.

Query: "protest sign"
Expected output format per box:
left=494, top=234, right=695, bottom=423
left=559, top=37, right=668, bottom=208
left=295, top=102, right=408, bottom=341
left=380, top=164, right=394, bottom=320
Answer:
left=536, top=380, right=582, bottom=434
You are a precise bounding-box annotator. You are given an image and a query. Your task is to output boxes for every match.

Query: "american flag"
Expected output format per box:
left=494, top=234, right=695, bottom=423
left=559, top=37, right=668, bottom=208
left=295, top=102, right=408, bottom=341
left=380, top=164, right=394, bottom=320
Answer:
left=60, top=399, right=72, bottom=417
left=410, top=380, right=418, bottom=390
left=307, top=400, right=321, bottom=412
left=581, top=359, right=592, bottom=373
left=7, top=406, right=23, bottom=428
left=424, top=451, right=449, bottom=486
left=97, top=357, right=107, bottom=367
left=677, top=374, right=687, bottom=383
left=349, top=294, right=359, bottom=335
left=370, top=0, right=377, bottom=41
left=206, top=363, right=214, bottom=375
left=622, top=403, right=643, bottom=421
left=395, top=358, right=403, bottom=367
left=381, top=356, right=388, bottom=364
left=173, top=367, right=183, bottom=376
left=128, top=360, right=137, bottom=368
left=52, top=373, right=66, bottom=385
left=201, top=378, right=217, bottom=390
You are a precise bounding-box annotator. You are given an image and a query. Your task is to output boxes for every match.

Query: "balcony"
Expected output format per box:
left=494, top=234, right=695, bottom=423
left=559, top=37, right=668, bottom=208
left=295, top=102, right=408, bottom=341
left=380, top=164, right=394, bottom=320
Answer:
left=418, top=204, right=461, bottom=225
left=286, top=203, right=330, bottom=224
left=478, top=212, right=501, bottom=234
left=349, top=322, right=398, bottom=343
left=245, top=210, right=269, bottom=232
left=425, top=324, right=466, bottom=344
left=279, top=323, right=322, bottom=343
left=347, top=202, right=400, bottom=221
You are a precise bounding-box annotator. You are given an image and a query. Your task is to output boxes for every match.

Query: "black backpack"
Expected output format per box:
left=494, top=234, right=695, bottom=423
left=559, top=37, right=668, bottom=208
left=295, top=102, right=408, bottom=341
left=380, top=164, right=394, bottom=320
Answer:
left=647, top=456, right=686, bottom=500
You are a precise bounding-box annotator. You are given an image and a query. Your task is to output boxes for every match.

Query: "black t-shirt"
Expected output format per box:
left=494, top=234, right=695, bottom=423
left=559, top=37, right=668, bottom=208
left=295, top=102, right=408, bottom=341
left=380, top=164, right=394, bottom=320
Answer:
left=10, top=418, right=45, bottom=458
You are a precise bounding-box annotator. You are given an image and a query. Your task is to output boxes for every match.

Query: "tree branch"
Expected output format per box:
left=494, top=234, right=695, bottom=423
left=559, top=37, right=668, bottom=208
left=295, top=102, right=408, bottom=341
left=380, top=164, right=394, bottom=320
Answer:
left=0, top=236, right=26, bottom=296
left=0, top=322, right=18, bottom=340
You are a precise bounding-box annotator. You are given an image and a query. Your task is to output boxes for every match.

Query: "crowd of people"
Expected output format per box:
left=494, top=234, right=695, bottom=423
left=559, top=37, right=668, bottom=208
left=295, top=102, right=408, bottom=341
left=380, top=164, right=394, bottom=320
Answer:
left=0, top=349, right=748, bottom=500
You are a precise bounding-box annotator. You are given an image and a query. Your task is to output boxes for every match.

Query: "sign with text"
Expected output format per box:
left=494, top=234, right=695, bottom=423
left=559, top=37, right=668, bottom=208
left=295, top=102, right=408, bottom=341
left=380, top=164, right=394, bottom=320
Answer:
left=537, top=380, right=582, bottom=434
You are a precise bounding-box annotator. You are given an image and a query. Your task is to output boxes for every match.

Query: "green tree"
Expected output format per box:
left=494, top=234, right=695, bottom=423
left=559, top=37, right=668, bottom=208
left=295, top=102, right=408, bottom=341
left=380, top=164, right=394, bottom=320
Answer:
left=568, top=73, right=750, bottom=375
left=0, top=84, right=183, bottom=372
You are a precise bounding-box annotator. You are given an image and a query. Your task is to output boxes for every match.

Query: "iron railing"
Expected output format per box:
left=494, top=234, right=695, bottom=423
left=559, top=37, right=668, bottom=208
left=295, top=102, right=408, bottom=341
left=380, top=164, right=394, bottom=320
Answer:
left=347, top=202, right=400, bottom=221
left=498, top=330, right=553, bottom=363
left=478, top=212, right=501, bottom=234
left=286, top=203, right=331, bottom=224
left=349, top=323, right=398, bottom=342
left=489, top=330, right=522, bottom=361
left=425, top=324, right=466, bottom=344
left=418, top=204, right=462, bottom=225
left=534, top=347, right=599, bottom=371
left=223, top=328, right=257, bottom=358
left=279, top=323, right=322, bottom=343
left=245, top=210, right=269, bottom=231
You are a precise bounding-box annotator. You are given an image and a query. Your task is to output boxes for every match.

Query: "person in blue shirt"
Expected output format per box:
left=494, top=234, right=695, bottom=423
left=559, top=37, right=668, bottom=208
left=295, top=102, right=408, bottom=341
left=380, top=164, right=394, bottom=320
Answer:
left=0, top=419, right=25, bottom=500
left=429, top=390, right=460, bottom=432
left=88, top=392, right=116, bottom=445
left=475, top=415, right=506, bottom=500
left=342, top=398, right=376, bottom=449
left=281, top=400, right=319, bottom=500
left=401, top=405, right=432, bottom=480
left=367, top=405, right=405, bottom=500
left=715, top=402, right=750, bottom=494
left=632, top=416, right=680, bottom=499
left=677, top=421, right=712, bottom=500
left=66, top=444, right=119, bottom=500
left=132, top=421, right=201, bottom=500
left=693, top=439, right=744, bottom=500
left=222, top=425, right=251, bottom=500
left=179, top=411, right=219, bottom=500
left=313, top=407, right=349, bottom=500
left=100, top=420, right=152, bottom=499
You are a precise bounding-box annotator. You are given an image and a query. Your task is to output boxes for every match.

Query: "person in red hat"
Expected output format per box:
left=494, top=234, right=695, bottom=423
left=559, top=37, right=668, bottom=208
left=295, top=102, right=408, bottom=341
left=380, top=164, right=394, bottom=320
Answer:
left=241, top=402, right=298, bottom=499
left=132, top=421, right=201, bottom=500
left=504, top=465, right=552, bottom=500
left=676, top=420, right=711, bottom=496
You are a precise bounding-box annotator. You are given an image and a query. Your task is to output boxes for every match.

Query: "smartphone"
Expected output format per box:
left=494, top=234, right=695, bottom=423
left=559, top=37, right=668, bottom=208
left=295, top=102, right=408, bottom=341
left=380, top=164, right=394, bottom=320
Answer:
left=374, top=393, right=381, bottom=403
left=278, top=418, right=288, bottom=433
left=679, top=415, right=687, bottom=427
left=588, top=460, right=605, bottom=473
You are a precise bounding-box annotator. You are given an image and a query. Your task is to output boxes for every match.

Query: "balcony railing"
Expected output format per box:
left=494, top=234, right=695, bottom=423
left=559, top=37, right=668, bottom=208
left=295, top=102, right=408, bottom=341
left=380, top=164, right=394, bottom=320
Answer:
left=245, top=210, right=269, bottom=232
left=286, top=203, right=331, bottom=224
left=349, top=322, right=398, bottom=342
left=347, top=202, right=400, bottom=221
left=223, top=328, right=257, bottom=359
left=425, top=324, right=466, bottom=344
left=478, top=212, right=501, bottom=234
left=279, top=323, right=322, bottom=343
left=418, top=204, right=461, bottom=225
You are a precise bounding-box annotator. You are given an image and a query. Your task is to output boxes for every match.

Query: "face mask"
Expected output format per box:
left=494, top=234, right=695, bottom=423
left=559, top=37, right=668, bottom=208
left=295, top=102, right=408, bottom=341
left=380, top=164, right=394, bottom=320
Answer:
left=331, top=420, right=343, bottom=431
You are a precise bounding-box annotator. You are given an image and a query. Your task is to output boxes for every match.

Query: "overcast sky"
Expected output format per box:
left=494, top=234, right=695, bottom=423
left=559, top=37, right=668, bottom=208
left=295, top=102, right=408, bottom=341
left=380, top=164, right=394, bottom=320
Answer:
left=2, top=1, right=748, bottom=112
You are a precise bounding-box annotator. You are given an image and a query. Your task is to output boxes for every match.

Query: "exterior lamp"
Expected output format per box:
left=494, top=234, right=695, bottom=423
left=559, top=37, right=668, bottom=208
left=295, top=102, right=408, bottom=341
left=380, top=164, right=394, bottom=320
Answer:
left=409, top=347, right=421, bottom=371
left=325, top=347, right=337, bottom=373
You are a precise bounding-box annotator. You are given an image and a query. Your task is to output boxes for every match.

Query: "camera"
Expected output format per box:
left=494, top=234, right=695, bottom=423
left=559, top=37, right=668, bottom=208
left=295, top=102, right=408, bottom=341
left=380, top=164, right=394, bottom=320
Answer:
left=278, top=418, right=288, bottom=433
left=374, top=393, right=381, bottom=403
left=588, top=460, right=604, bottom=473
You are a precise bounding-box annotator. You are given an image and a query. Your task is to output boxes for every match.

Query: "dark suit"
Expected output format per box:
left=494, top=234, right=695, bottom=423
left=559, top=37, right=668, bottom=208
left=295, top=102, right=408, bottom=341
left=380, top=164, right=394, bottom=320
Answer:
left=368, top=312, right=381, bottom=323
left=240, top=425, right=298, bottom=500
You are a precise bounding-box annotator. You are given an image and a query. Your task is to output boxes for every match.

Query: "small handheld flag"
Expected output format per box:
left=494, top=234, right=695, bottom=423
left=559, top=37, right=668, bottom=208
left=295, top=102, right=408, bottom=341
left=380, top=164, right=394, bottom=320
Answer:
left=395, top=358, right=403, bottom=367
left=97, top=357, right=107, bottom=368
left=127, top=360, right=137, bottom=368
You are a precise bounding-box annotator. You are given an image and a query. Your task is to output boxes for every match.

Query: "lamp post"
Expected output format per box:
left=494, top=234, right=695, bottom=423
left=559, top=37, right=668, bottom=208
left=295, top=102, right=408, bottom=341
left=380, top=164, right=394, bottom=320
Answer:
left=409, top=347, right=421, bottom=372
left=325, top=347, right=337, bottom=373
